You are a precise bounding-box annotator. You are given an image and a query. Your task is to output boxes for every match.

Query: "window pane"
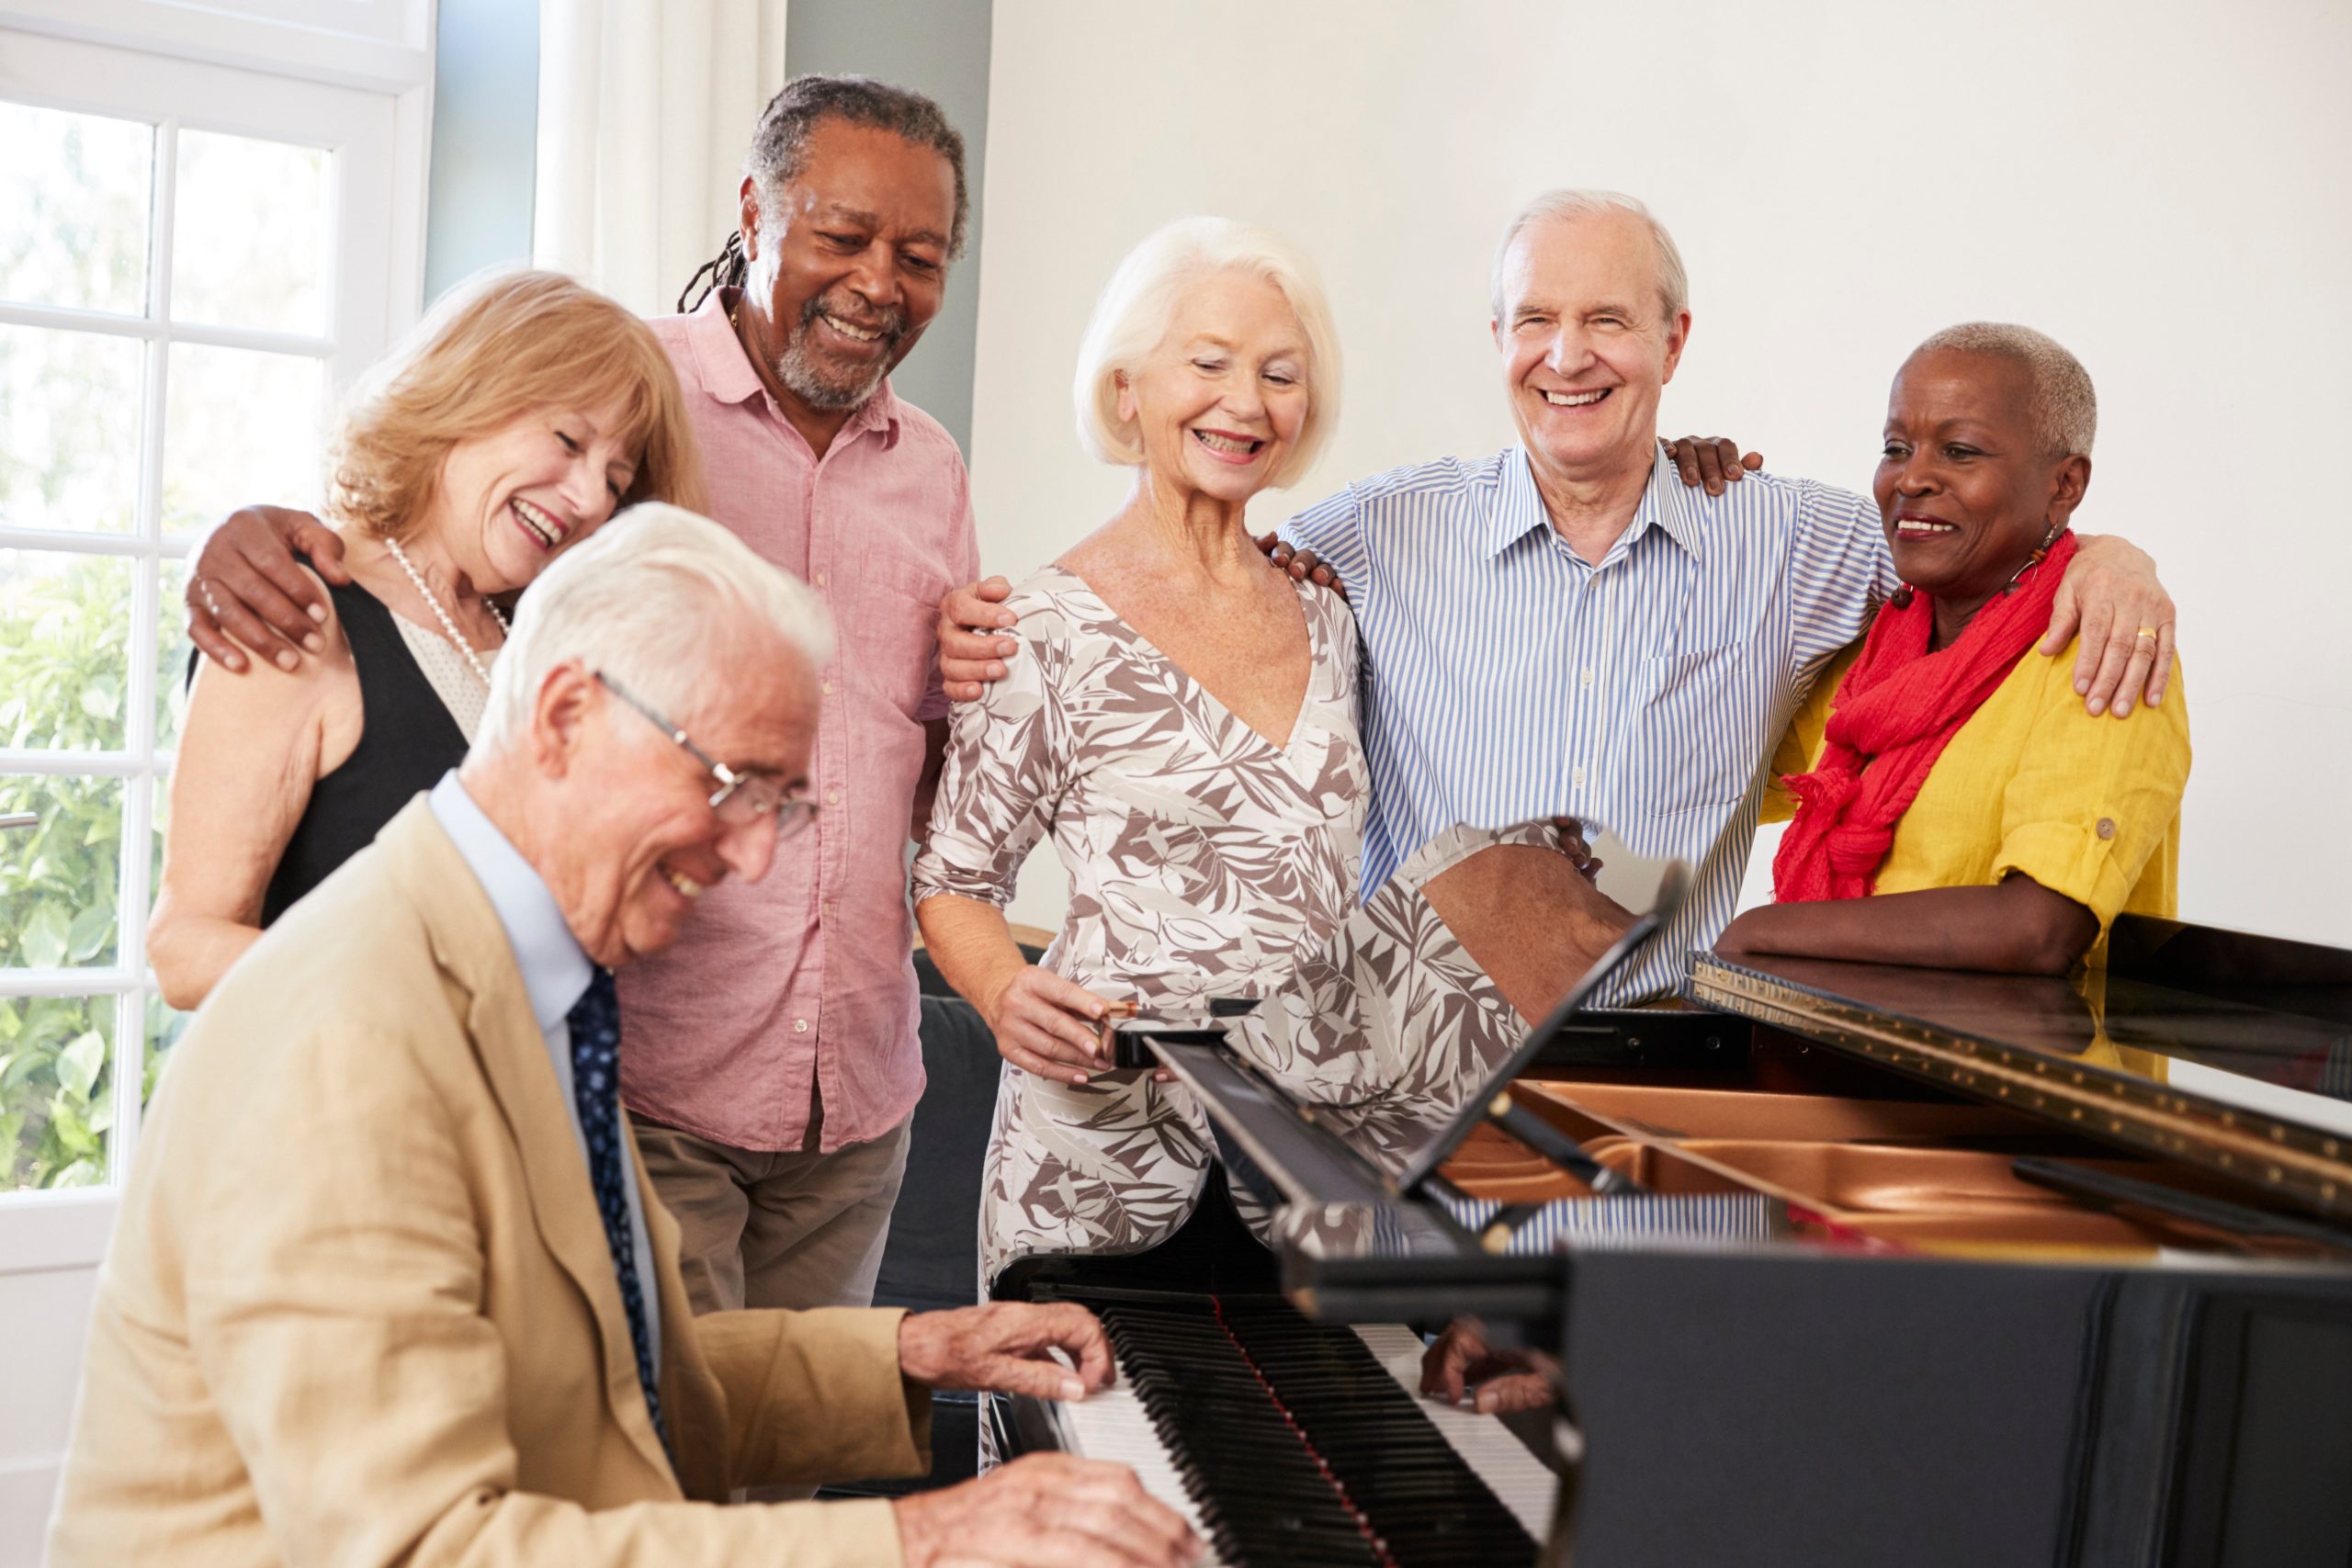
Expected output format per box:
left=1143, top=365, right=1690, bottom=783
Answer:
left=0, top=993, right=117, bottom=1190
left=0, top=774, right=123, bottom=970
left=0, top=551, right=134, bottom=750
left=162, top=344, right=324, bottom=536
left=0, top=101, right=152, bottom=316
left=0, top=323, right=144, bottom=535
left=170, top=129, right=331, bottom=337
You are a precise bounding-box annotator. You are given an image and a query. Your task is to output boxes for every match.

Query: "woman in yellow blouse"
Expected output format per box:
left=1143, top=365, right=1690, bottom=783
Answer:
left=1715, top=323, right=2189, bottom=975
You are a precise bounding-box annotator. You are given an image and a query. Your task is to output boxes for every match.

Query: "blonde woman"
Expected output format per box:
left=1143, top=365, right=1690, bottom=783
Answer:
left=149, top=270, right=704, bottom=1008
left=912, top=218, right=1366, bottom=1286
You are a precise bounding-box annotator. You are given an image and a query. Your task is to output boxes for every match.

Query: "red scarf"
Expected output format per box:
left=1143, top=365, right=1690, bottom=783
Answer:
left=1772, top=531, right=2076, bottom=903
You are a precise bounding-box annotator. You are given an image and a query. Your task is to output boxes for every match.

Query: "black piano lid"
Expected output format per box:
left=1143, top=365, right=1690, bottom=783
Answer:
left=1689, top=915, right=2352, bottom=1222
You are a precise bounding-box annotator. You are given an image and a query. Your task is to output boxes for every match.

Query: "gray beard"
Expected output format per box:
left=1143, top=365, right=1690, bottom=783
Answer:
left=772, top=293, right=901, bottom=412
left=774, top=333, right=890, bottom=412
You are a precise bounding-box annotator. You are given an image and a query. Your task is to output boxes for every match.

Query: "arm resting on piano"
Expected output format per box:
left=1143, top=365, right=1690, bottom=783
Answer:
left=1714, top=874, right=2098, bottom=976
left=1419, top=839, right=1638, bottom=1021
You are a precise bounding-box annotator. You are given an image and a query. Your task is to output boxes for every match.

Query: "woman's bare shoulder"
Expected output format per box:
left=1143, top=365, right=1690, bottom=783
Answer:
left=182, top=563, right=357, bottom=735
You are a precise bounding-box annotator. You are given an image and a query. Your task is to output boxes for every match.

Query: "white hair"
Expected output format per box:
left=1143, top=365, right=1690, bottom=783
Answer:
left=1490, top=189, right=1690, bottom=326
left=1910, top=321, right=2098, bottom=458
left=474, top=502, right=833, bottom=756
left=1072, top=216, right=1342, bottom=490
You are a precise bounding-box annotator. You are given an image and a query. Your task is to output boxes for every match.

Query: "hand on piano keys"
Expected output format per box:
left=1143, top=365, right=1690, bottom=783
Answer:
left=892, top=1450, right=1205, bottom=1568
left=1046, top=1293, right=1561, bottom=1566
left=898, top=1300, right=1118, bottom=1404
left=1419, top=1316, right=1560, bottom=1415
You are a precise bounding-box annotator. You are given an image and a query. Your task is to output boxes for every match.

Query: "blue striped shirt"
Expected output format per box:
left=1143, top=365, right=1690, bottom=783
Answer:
left=1282, top=444, right=1896, bottom=1004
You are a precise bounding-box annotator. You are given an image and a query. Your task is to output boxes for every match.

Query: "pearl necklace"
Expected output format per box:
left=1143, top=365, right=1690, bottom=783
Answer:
left=383, top=536, right=509, bottom=689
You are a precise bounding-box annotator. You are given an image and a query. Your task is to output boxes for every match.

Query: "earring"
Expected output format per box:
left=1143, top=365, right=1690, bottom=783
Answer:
left=2005, top=521, right=2064, bottom=592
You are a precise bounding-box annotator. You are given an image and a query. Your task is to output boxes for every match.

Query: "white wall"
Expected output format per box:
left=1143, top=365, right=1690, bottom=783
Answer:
left=969, top=0, right=2352, bottom=946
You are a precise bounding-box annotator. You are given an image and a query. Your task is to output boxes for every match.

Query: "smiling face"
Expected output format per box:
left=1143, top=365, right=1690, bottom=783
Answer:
left=740, top=118, right=957, bottom=416
left=1493, top=209, right=1689, bottom=491
left=429, top=403, right=638, bottom=594
left=1875, top=347, right=2090, bottom=618
left=1118, top=268, right=1311, bottom=509
left=547, top=628, right=819, bottom=968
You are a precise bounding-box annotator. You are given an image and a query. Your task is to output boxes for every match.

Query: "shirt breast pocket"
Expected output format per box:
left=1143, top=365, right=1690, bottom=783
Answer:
left=1632, top=644, right=1759, bottom=818
left=857, top=544, right=954, bottom=721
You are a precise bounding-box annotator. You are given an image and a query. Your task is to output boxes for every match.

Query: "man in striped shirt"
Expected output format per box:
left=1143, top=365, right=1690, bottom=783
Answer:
left=941, top=190, right=2176, bottom=1007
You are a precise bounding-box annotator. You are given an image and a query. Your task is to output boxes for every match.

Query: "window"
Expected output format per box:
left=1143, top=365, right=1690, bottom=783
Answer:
left=1, top=28, right=411, bottom=1208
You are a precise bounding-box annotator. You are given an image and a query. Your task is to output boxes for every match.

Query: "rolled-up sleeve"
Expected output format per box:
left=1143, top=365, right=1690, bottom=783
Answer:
left=1990, top=650, right=2191, bottom=931
left=910, top=608, right=1072, bottom=910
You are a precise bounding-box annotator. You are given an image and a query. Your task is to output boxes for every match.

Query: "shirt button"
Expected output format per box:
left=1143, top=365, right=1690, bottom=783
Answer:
left=821, top=679, right=834, bottom=694
left=794, top=1019, right=809, bottom=1033
left=814, top=571, right=828, bottom=587
left=1581, top=667, right=1595, bottom=689
left=826, top=788, right=841, bottom=805
left=2096, top=818, right=2117, bottom=840
left=1573, top=766, right=1587, bottom=788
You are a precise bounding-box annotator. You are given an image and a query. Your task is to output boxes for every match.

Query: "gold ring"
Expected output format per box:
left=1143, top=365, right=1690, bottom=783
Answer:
left=2132, top=626, right=2159, bottom=642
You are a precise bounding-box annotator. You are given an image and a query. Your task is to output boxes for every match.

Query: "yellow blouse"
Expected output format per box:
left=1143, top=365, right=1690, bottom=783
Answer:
left=1762, top=637, right=2192, bottom=939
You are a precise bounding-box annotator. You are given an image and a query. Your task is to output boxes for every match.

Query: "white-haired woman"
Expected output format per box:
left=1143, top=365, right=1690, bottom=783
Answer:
left=911, top=218, right=1377, bottom=1284
left=150, top=270, right=704, bottom=1008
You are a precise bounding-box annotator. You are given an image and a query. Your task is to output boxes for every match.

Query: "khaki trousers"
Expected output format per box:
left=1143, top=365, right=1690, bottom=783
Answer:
left=632, top=1108, right=912, bottom=1318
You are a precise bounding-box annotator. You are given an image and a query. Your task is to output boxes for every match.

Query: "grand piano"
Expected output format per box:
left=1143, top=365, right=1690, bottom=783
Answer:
left=997, top=892, right=2352, bottom=1567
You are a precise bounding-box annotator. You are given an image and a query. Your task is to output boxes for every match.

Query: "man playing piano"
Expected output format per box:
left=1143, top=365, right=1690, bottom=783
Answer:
left=47, top=509, right=1198, bottom=1568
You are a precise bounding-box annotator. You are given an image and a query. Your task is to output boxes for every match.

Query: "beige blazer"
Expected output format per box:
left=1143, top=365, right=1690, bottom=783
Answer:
left=49, top=800, right=929, bottom=1567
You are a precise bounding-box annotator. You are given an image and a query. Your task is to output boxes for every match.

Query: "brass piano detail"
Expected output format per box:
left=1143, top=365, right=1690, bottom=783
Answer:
left=1693, top=959, right=2352, bottom=1222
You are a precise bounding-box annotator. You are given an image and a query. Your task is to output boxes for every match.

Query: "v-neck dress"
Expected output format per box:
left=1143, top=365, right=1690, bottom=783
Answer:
left=912, top=565, right=1374, bottom=1281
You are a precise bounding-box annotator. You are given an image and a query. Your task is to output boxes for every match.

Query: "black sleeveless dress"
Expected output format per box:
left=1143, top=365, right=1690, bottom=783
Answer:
left=250, top=570, right=470, bottom=923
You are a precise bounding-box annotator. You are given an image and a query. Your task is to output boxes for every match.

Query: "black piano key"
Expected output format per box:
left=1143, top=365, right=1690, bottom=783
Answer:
left=1058, top=1288, right=1537, bottom=1567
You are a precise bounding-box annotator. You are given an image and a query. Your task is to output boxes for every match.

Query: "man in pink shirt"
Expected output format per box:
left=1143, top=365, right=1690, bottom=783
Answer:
left=181, top=76, right=979, bottom=1325
left=621, top=76, right=977, bottom=1320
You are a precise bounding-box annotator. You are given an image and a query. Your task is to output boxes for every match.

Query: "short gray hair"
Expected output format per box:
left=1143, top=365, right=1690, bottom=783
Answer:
left=1490, top=189, right=1690, bottom=325
left=475, top=503, right=832, bottom=756
left=1072, top=216, right=1343, bottom=490
left=1910, top=322, right=2098, bottom=458
left=749, top=74, right=968, bottom=259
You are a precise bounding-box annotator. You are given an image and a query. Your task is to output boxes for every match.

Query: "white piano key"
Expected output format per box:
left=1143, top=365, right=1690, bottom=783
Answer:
left=1056, top=1376, right=1227, bottom=1566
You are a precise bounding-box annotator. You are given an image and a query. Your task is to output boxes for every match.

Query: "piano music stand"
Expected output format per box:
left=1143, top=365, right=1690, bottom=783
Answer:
left=1391, top=862, right=1693, bottom=1239
left=1137, top=862, right=1692, bottom=1568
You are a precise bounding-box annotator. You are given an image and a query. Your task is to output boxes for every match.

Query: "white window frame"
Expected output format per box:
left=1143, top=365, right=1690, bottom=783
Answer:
left=0, top=21, right=428, bottom=1267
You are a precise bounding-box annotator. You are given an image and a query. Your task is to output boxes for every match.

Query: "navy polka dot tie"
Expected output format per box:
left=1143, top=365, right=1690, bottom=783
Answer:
left=566, top=966, right=667, bottom=1451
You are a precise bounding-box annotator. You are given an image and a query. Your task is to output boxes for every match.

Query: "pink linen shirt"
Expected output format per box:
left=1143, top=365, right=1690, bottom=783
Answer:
left=618, top=288, right=978, bottom=1152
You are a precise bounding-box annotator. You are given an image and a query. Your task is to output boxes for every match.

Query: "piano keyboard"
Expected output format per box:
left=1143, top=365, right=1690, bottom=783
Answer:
left=1049, top=1292, right=1558, bottom=1566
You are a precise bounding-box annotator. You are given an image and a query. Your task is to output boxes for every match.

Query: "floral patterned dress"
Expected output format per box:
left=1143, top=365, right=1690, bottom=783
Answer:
left=912, top=566, right=1547, bottom=1286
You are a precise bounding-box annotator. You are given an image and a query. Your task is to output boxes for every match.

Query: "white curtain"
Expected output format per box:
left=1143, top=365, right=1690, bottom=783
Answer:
left=533, top=0, right=790, bottom=319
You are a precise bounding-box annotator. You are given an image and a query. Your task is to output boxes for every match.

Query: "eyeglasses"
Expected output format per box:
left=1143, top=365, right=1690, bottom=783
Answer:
left=594, top=671, right=818, bottom=837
